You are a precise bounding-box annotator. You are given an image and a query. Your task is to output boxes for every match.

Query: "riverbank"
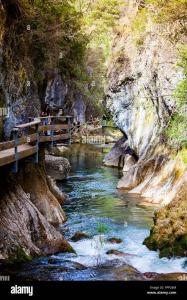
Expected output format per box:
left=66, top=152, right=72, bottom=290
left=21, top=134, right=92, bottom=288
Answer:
left=1, top=144, right=187, bottom=280
left=0, top=149, right=73, bottom=264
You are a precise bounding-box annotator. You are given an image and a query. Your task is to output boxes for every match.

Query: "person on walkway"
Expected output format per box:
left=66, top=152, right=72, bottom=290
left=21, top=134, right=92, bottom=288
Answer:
left=102, top=114, right=107, bottom=127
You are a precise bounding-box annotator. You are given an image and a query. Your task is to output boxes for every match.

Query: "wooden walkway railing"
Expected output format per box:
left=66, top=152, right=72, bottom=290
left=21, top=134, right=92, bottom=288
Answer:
left=0, top=116, right=72, bottom=172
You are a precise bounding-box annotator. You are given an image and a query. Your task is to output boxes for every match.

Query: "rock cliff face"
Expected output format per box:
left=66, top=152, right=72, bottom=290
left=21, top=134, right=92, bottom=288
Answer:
left=44, top=71, right=68, bottom=110
left=105, top=1, right=187, bottom=205
left=0, top=2, right=73, bottom=263
left=105, top=1, right=187, bottom=257
left=0, top=158, right=73, bottom=263
left=144, top=180, right=187, bottom=258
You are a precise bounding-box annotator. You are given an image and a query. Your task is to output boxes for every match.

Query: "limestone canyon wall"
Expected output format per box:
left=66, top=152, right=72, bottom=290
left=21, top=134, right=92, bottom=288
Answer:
left=0, top=2, right=73, bottom=263
left=105, top=1, right=187, bottom=205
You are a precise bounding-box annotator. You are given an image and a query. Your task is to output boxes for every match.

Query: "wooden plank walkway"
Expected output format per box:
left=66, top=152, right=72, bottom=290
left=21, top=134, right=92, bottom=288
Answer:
left=0, top=116, right=72, bottom=169
left=0, top=144, right=37, bottom=167
left=0, top=116, right=114, bottom=169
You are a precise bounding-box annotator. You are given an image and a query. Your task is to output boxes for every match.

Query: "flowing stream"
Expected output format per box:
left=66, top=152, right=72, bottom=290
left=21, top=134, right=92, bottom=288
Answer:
left=57, top=144, right=186, bottom=278
left=4, top=144, right=187, bottom=281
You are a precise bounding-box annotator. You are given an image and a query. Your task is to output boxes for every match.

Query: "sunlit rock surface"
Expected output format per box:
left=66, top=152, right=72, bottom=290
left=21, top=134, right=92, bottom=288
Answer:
left=144, top=179, right=187, bottom=257
left=105, top=2, right=186, bottom=205
left=104, top=1, right=187, bottom=258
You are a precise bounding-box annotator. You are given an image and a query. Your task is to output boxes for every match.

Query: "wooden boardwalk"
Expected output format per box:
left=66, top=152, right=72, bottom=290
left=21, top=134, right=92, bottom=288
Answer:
left=0, top=116, right=72, bottom=171
left=0, top=116, right=117, bottom=171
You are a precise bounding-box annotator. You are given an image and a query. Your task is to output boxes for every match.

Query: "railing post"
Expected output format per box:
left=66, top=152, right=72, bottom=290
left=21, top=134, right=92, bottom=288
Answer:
left=12, top=128, right=19, bottom=173
left=34, top=119, right=39, bottom=164
left=68, top=117, right=71, bottom=144
left=51, top=118, right=54, bottom=148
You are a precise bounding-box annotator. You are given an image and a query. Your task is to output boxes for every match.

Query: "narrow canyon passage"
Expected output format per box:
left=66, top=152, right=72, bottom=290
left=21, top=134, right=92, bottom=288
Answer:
left=1, top=144, right=186, bottom=281
left=0, top=0, right=187, bottom=290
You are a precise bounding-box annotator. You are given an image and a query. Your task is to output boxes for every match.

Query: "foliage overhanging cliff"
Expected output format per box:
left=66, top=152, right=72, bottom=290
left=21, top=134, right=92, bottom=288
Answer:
left=0, top=0, right=126, bottom=138
left=104, top=0, right=187, bottom=257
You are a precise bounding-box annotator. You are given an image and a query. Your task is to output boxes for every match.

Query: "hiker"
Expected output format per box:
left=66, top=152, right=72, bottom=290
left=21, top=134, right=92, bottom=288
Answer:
left=102, top=114, right=107, bottom=127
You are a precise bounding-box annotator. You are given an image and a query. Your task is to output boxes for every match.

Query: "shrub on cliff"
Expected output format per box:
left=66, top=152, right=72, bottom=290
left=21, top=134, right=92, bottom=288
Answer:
left=166, top=46, right=187, bottom=148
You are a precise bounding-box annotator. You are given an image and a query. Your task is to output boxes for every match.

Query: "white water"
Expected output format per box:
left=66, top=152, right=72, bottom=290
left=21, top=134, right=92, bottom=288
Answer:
left=57, top=144, right=187, bottom=277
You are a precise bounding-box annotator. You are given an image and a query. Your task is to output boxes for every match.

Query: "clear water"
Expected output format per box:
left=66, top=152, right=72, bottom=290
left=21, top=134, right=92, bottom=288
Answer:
left=3, top=144, right=186, bottom=281
left=56, top=144, right=186, bottom=275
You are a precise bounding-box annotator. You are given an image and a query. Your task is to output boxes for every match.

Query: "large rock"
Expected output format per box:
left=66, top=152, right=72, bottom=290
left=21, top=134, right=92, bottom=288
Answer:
left=19, top=159, right=67, bottom=226
left=71, top=232, right=90, bottom=242
left=144, top=180, right=187, bottom=258
left=72, top=92, right=86, bottom=124
left=103, top=136, right=138, bottom=168
left=105, top=1, right=186, bottom=205
left=103, top=136, right=127, bottom=167
left=45, top=155, right=70, bottom=180
left=107, top=237, right=123, bottom=244
left=45, top=71, right=68, bottom=109
left=0, top=164, right=74, bottom=264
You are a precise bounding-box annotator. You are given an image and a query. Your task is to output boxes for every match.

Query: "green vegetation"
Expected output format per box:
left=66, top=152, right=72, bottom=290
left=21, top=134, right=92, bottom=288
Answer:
left=166, top=46, right=187, bottom=148
left=1, top=0, right=186, bottom=131
left=95, top=222, right=110, bottom=266
left=74, top=0, right=123, bottom=116
left=181, top=147, right=187, bottom=164
left=96, top=222, right=110, bottom=234
left=126, top=1, right=187, bottom=149
left=144, top=189, right=187, bottom=258
left=1, top=0, right=123, bottom=117
left=6, top=247, right=32, bottom=265
left=146, top=0, right=187, bottom=26
left=0, top=0, right=89, bottom=106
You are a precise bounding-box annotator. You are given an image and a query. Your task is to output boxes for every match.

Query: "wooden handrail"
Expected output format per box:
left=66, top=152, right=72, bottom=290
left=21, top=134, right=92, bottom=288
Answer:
left=39, top=124, right=70, bottom=132
left=0, top=115, right=72, bottom=171
left=30, top=115, right=73, bottom=120
left=15, top=119, right=40, bottom=129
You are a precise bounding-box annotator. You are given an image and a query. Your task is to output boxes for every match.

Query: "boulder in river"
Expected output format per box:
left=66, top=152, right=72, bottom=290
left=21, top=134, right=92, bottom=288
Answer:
left=143, top=272, right=187, bottom=281
left=47, top=259, right=86, bottom=271
left=107, top=237, right=122, bottom=244
left=71, top=232, right=90, bottom=242
left=106, top=250, right=136, bottom=257
left=103, top=136, right=128, bottom=167
left=45, top=155, right=70, bottom=180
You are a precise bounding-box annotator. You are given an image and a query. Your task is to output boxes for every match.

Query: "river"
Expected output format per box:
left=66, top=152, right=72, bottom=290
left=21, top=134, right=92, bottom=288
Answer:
left=3, top=144, right=187, bottom=281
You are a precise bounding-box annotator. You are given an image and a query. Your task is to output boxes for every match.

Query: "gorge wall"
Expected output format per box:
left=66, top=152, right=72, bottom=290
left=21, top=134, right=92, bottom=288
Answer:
left=0, top=1, right=75, bottom=263
left=105, top=1, right=187, bottom=257
left=105, top=1, right=187, bottom=205
left=0, top=154, right=73, bottom=263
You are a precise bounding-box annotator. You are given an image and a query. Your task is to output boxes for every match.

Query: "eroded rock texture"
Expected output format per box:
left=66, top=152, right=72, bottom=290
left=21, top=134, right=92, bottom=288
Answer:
left=0, top=160, right=73, bottom=263
left=104, top=1, right=187, bottom=257
left=144, top=180, right=187, bottom=257
left=45, top=155, right=70, bottom=181
left=105, top=1, right=187, bottom=205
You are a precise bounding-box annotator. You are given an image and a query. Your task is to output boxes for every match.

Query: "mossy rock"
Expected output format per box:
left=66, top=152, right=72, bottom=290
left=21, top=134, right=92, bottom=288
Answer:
left=6, top=247, right=32, bottom=265
left=71, top=232, right=90, bottom=242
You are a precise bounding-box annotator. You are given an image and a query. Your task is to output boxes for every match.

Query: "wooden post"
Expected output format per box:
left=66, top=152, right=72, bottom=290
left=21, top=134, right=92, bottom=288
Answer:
left=51, top=118, right=54, bottom=148
left=34, top=121, right=39, bottom=164
left=12, top=128, right=19, bottom=173
left=68, top=117, right=71, bottom=144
